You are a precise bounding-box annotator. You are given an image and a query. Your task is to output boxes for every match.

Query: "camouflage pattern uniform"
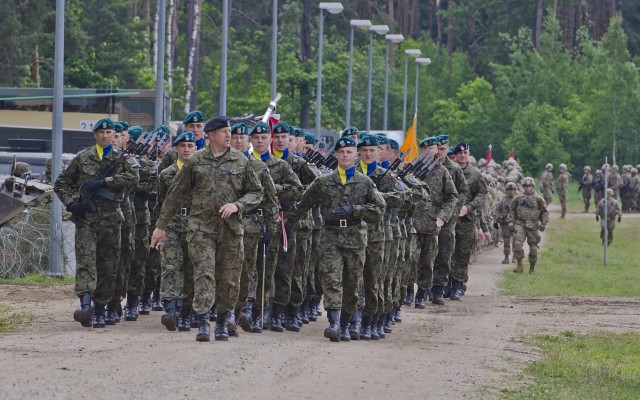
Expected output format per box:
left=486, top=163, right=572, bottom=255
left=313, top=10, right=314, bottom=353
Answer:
left=608, top=166, right=623, bottom=199
left=593, top=170, right=605, bottom=206
left=555, top=166, right=570, bottom=218
left=495, top=185, right=516, bottom=263
left=540, top=168, right=554, bottom=205
left=155, top=146, right=263, bottom=316
left=596, top=193, right=622, bottom=246
left=580, top=168, right=593, bottom=212
left=508, top=183, right=549, bottom=272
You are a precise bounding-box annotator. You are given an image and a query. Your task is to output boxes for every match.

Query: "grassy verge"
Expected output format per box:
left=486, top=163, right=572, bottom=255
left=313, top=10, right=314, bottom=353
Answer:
left=0, top=304, right=34, bottom=333
left=0, top=273, right=74, bottom=285
left=502, top=331, right=640, bottom=399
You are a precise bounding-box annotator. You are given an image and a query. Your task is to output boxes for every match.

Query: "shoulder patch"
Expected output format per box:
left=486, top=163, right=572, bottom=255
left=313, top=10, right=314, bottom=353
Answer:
left=127, top=157, right=138, bottom=166
left=138, top=160, right=145, bottom=167
left=395, top=182, right=406, bottom=191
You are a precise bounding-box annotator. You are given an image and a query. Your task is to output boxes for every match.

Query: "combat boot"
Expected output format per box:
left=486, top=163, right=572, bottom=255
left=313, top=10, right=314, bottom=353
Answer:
left=403, top=285, right=414, bottom=306
left=383, top=311, right=394, bottom=333
left=285, top=304, right=300, bottom=332
left=92, top=303, right=106, bottom=328
left=263, top=301, right=272, bottom=329
left=124, top=291, right=138, bottom=321
left=324, top=309, right=340, bottom=342
left=214, top=311, right=229, bottom=341
left=251, top=307, right=263, bottom=333
left=269, top=303, right=284, bottom=332
left=360, top=314, right=373, bottom=341
left=443, top=279, right=452, bottom=298
left=315, top=299, right=322, bottom=317
left=151, top=288, right=164, bottom=311
left=306, top=298, right=317, bottom=322
left=190, top=310, right=200, bottom=328
left=105, top=302, right=117, bottom=326
left=138, top=292, right=152, bottom=315
left=513, top=259, right=524, bottom=273
left=340, top=312, right=352, bottom=342
left=114, top=302, right=122, bottom=323
left=300, top=299, right=310, bottom=324
left=450, top=281, right=462, bottom=301
left=431, top=285, right=445, bottom=305
left=196, top=312, right=210, bottom=342
left=414, top=287, right=426, bottom=309
left=74, top=293, right=93, bottom=327
left=161, top=299, right=178, bottom=331
left=529, top=261, right=536, bottom=274
left=370, top=315, right=380, bottom=340
left=349, top=310, right=362, bottom=340
left=501, top=256, right=510, bottom=264
left=394, top=306, right=402, bottom=323
left=376, top=315, right=386, bottom=339
left=237, top=300, right=253, bottom=333
left=209, top=304, right=217, bottom=321
left=226, top=310, right=239, bottom=337
left=178, top=304, right=191, bottom=331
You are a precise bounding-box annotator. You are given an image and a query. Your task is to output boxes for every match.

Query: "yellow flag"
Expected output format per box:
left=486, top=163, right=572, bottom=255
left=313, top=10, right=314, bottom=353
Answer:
left=401, top=113, right=419, bottom=162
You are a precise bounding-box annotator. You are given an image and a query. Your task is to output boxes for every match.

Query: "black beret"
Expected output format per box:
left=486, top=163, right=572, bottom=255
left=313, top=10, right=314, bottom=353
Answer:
left=204, top=116, right=231, bottom=132
left=452, top=142, right=470, bottom=154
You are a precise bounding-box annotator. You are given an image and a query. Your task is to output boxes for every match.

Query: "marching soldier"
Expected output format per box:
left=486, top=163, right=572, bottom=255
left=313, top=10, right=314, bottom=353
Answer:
left=556, top=163, right=570, bottom=218
left=54, top=118, right=139, bottom=328
left=496, top=182, right=517, bottom=264
left=596, top=188, right=622, bottom=246
left=580, top=166, right=593, bottom=212
left=159, top=110, right=207, bottom=172
left=540, top=163, right=554, bottom=205
left=593, top=169, right=605, bottom=206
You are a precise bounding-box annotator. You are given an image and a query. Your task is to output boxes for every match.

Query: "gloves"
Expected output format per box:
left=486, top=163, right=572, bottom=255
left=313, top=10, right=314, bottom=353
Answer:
left=493, top=222, right=500, bottom=230
left=539, top=224, right=546, bottom=232
left=331, top=205, right=354, bottom=217
left=618, top=215, right=621, bottom=223
left=66, top=202, right=87, bottom=217
left=82, top=178, right=106, bottom=190
left=263, top=229, right=274, bottom=247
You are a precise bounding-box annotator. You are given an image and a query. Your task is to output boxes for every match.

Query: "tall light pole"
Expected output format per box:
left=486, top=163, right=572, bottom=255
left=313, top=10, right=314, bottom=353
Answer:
left=155, top=0, right=166, bottom=126
left=383, top=33, right=404, bottom=131
left=402, top=49, right=421, bottom=135
left=316, top=2, right=343, bottom=132
left=270, top=0, right=278, bottom=100
left=219, top=0, right=229, bottom=115
left=414, top=57, right=431, bottom=136
left=346, top=19, right=371, bottom=127
left=366, top=24, right=389, bottom=131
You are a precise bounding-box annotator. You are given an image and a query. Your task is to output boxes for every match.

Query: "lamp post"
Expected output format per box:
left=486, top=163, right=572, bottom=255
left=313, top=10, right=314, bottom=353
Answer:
left=219, top=0, right=229, bottom=115
left=383, top=33, right=404, bottom=131
left=316, top=2, right=343, bottom=132
left=414, top=57, right=431, bottom=136
left=346, top=19, right=371, bottom=126
left=366, top=24, right=389, bottom=131
left=402, top=49, right=421, bottom=135
left=270, top=0, right=278, bottom=100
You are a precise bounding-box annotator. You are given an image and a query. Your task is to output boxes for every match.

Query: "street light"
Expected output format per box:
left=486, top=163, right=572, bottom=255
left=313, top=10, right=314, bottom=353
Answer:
left=383, top=33, right=404, bottom=131
left=219, top=0, right=229, bottom=115
left=414, top=57, right=431, bottom=137
left=346, top=19, right=372, bottom=126
left=316, top=2, right=343, bottom=132
left=366, top=24, right=389, bottom=131
left=402, top=49, right=421, bottom=135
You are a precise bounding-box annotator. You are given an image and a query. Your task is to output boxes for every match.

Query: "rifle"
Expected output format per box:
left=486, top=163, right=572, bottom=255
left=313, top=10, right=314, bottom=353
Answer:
left=374, top=151, right=407, bottom=185
left=397, top=150, right=430, bottom=179
left=413, top=155, right=441, bottom=181
left=148, top=131, right=172, bottom=161
left=261, top=93, right=281, bottom=123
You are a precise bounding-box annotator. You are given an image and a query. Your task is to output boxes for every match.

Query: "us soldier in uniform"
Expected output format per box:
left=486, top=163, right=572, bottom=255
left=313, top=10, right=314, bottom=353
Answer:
left=609, top=165, right=623, bottom=199
left=150, top=116, right=263, bottom=342
left=596, top=188, right=622, bottom=246
left=496, top=182, right=517, bottom=264
left=540, top=163, right=554, bottom=205
left=289, top=136, right=386, bottom=342
left=54, top=118, right=139, bottom=328
left=556, top=163, right=570, bottom=218
left=593, top=169, right=605, bottom=206
left=508, top=177, right=549, bottom=274
left=580, top=166, right=593, bottom=212
left=631, top=168, right=640, bottom=211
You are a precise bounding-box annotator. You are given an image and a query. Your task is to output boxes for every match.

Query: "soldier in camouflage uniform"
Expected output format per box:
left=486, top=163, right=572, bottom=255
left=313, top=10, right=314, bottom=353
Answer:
left=496, top=182, right=517, bottom=264
left=151, top=116, right=263, bottom=342
left=54, top=118, right=139, bottom=328
left=631, top=168, right=640, bottom=211
left=508, top=177, right=549, bottom=274
left=593, top=169, right=605, bottom=206
left=596, top=188, right=622, bottom=246
left=580, top=166, right=593, bottom=212
left=12, top=161, right=31, bottom=177
left=158, top=110, right=207, bottom=172
left=289, top=136, right=386, bottom=342
left=556, top=163, right=570, bottom=218
left=620, top=165, right=633, bottom=212
left=450, top=142, right=489, bottom=299
left=608, top=165, right=623, bottom=199
left=540, top=163, right=554, bottom=205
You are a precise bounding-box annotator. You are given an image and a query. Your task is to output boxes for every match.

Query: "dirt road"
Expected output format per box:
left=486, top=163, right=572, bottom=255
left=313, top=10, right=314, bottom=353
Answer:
left=1, top=206, right=639, bottom=399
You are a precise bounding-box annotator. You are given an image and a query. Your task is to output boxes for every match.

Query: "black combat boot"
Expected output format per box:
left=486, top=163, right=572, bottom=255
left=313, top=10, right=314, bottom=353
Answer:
left=196, top=312, right=210, bottom=342
left=306, top=298, right=317, bottom=322
left=403, top=284, right=414, bottom=306
left=285, top=304, right=301, bottom=332
left=315, top=299, right=322, bottom=317
left=394, top=306, right=402, bottom=323
left=74, top=293, right=93, bottom=327
left=376, top=314, right=386, bottom=339
left=431, top=285, right=445, bottom=305
left=190, top=310, right=200, bottom=328
left=324, top=309, right=340, bottom=342
left=214, top=311, right=229, bottom=341
left=209, top=304, right=217, bottom=321
left=160, top=300, right=178, bottom=331
left=414, top=287, right=426, bottom=309
left=450, top=280, right=462, bottom=300
left=114, top=301, right=122, bottom=323
left=124, top=291, right=138, bottom=321
left=300, top=299, right=310, bottom=324
left=251, top=307, right=263, bottom=333
left=178, top=304, right=191, bottom=331
left=226, top=310, right=239, bottom=337
left=427, top=287, right=434, bottom=302
left=93, top=303, right=106, bottom=328
left=237, top=300, right=253, bottom=333
left=383, top=311, right=394, bottom=333
left=151, top=288, right=164, bottom=311
left=269, top=303, right=284, bottom=332
left=138, top=292, right=152, bottom=315
left=340, top=312, right=352, bottom=342
left=360, top=314, right=373, bottom=341
left=443, top=279, right=452, bottom=298
left=370, top=315, right=380, bottom=340
left=105, top=302, right=117, bottom=326
left=263, top=301, right=272, bottom=329
left=349, top=310, right=362, bottom=340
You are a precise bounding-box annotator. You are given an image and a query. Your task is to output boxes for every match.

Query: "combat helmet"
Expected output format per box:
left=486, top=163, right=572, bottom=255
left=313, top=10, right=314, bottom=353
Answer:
left=522, top=177, right=535, bottom=187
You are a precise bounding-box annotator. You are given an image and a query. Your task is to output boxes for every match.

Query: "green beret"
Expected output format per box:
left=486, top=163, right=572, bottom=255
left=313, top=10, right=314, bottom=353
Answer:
left=272, top=120, right=290, bottom=134
left=436, top=135, right=449, bottom=146
left=114, top=122, right=124, bottom=133
left=93, top=118, right=115, bottom=131
left=318, top=141, right=326, bottom=149
left=357, top=135, right=380, bottom=148
left=230, top=123, right=248, bottom=135
left=448, top=145, right=456, bottom=155
left=250, top=121, right=270, bottom=136
left=183, top=110, right=206, bottom=125
left=293, top=127, right=305, bottom=138
left=304, top=132, right=318, bottom=145
left=204, top=116, right=231, bottom=132
left=389, top=138, right=399, bottom=150
left=128, top=125, right=143, bottom=141
left=334, top=136, right=356, bottom=151
left=341, top=126, right=359, bottom=137
left=117, top=121, right=129, bottom=131
left=173, top=130, right=196, bottom=146
left=419, top=137, right=437, bottom=148
left=154, top=124, right=171, bottom=140
left=287, top=124, right=297, bottom=134
left=374, top=133, right=389, bottom=145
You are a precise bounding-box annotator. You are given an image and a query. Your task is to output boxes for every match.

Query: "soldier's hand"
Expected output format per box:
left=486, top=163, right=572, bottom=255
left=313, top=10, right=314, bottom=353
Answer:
left=82, top=178, right=106, bottom=190
left=150, top=228, right=165, bottom=249
left=436, top=217, right=446, bottom=227
left=66, top=202, right=87, bottom=217
left=539, top=224, right=546, bottom=232
left=219, top=203, right=239, bottom=218
left=459, top=205, right=468, bottom=217
left=331, top=205, right=354, bottom=216
left=493, top=222, right=500, bottom=230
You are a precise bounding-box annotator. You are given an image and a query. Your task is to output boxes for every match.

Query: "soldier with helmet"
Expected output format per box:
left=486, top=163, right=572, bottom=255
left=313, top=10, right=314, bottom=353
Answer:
left=496, top=182, right=518, bottom=264
left=540, top=163, right=554, bottom=205
left=580, top=166, right=594, bottom=212
left=631, top=168, right=640, bottom=211
left=596, top=188, right=622, bottom=246
left=556, top=163, right=570, bottom=218
left=12, top=161, right=31, bottom=178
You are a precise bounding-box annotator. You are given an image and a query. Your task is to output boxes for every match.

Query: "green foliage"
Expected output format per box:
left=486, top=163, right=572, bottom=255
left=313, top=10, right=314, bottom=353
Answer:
left=0, top=273, right=75, bottom=285
left=0, top=304, right=33, bottom=333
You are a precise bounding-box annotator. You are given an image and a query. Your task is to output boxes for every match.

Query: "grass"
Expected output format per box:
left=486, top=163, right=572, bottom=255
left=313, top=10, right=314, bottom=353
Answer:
left=0, top=304, right=33, bottom=333
left=0, top=273, right=74, bottom=286
left=500, top=182, right=640, bottom=297
left=502, top=331, right=640, bottom=400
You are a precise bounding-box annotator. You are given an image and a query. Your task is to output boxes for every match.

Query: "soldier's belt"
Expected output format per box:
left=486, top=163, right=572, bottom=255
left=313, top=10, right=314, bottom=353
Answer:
left=178, top=207, right=190, bottom=216
left=324, top=218, right=364, bottom=228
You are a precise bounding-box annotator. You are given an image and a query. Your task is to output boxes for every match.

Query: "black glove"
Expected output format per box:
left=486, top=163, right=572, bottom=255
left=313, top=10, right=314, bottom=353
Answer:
left=66, top=202, right=87, bottom=217
left=82, top=178, right=106, bottom=190
left=493, top=222, right=500, bottom=230
left=539, top=224, right=546, bottom=232
left=618, top=215, right=621, bottom=223
left=263, top=229, right=274, bottom=247
left=331, top=205, right=354, bottom=217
